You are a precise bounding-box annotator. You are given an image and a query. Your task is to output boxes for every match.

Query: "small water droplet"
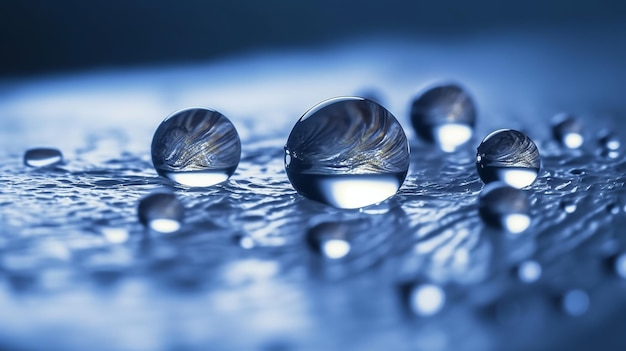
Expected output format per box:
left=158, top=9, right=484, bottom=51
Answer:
left=137, top=192, right=185, bottom=233
left=23, top=147, right=63, bottom=167
left=285, top=97, right=410, bottom=209
left=235, top=235, right=256, bottom=249
left=552, top=113, right=584, bottom=149
left=307, top=222, right=352, bottom=259
left=598, top=131, right=621, bottom=151
left=560, top=199, right=577, bottom=213
left=612, top=253, right=626, bottom=279
left=151, top=107, right=241, bottom=187
left=410, top=83, right=476, bottom=152
left=406, top=283, right=446, bottom=317
left=515, top=260, right=542, bottom=283
left=479, top=182, right=531, bottom=234
left=561, top=289, right=590, bottom=316
left=476, top=129, right=541, bottom=189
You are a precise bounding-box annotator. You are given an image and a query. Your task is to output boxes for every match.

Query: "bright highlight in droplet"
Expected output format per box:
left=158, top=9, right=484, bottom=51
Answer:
left=321, top=239, right=351, bottom=259
left=503, top=214, right=531, bottom=234
left=148, top=219, right=181, bottom=234
left=434, top=123, right=473, bottom=152
left=410, top=284, right=446, bottom=317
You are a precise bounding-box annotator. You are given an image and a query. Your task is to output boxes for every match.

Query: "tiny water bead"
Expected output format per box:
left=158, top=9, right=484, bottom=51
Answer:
left=476, top=129, right=541, bottom=189
left=515, top=260, right=542, bottom=283
left=479, top=182, right=531, bottom=234
left=410, top=83, right=476, bottom=152
left=405, top=283, right=446, bottom=317
left=23, top=147, right=63, bottom=167
left=598, top=131, right=621, bottom=158
left=137, top=192, right=185, bottom=234
left=552, top=113, right=584, bottom=149
left=151, top=107, right=241, bottom=187
left=307, top=222, right=352, bottom=259
left=284, top=97, right=410, bottom=209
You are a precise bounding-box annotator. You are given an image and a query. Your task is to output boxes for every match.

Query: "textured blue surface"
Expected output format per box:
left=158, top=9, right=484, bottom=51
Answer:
left=1, top=27, right=626, bottom=350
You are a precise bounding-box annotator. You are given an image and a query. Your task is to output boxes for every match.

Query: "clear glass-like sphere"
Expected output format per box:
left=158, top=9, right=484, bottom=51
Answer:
left=284, top=97, right=410, bottom=209
left=151, top=107, right=241, bottom=187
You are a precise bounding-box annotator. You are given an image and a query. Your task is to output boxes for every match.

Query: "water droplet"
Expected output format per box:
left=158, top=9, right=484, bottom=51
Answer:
left=307, top=222, right=352, bottom=259
left=407, top=283, right=446, bottom=317
left=552, top=113, right=584, bottom=149
left=479, top=182, right=531, bottom=234
left=561, top=289, right=590, bottom=316
left=476, top=129, right=541, bottom=189
left=137, top=192, right=184, bottom=233
left=101, top=227, right=130, bottom=244
left=23, top=147, right=63, bottom=167
left=612, top=253, right=626, bottom=279
left=598, top=131, right=621, bottom=158
left=285, top=97, right=410, bottom=209
left=560, top=200, right=577, bottom=213
left=151, top=107, right=241, bottom=187
left=515, top=260, right=542, bottom=283
left=410, top=83, right=476, bottom=152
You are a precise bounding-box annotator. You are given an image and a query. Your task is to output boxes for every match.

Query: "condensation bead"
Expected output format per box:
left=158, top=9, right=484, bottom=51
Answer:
left=285, top=97, right=410, bottom=209
left=410, top=83, right=476, bottom=152
left=552, top=113, right=584, bottom=149
left=24, top=147, right=63, bottom=168
left=479, top=182, right=532, bottom=234
left=476, top=129, right=541, bottom=189
left=151, top=107, right=241, bottom=187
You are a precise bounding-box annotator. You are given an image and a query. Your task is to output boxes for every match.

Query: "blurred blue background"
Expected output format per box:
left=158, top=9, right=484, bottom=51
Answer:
left=1, top=0, right=625, bottom=76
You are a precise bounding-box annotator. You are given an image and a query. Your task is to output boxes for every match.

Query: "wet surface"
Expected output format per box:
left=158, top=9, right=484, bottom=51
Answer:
left=1, top=28, right=626, bottom=351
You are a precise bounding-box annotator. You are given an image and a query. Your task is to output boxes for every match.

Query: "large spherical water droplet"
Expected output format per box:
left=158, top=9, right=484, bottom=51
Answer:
left=479, top=182, right=531, bottom=234
left=307, top=222, right=352, bottom=259
left=476, top=129, right=541, bottom=189
left=410, top=83, right=476, bottom=152
left=137, top=192, right=185, bottom=234
left=24, top=147, right=63, bottom=167
left=552, top=113, right=584, bottom=149
left=151, top=107, right=241, bottom=187
left=285, top=97, right=410, bottom=209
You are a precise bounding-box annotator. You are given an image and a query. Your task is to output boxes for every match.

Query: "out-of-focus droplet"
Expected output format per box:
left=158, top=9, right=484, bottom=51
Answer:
left=285, top=97, right=410, bottom=209
left=236, top=235, right=256, bottom=249
left=407, top=283, right=446, bottom=317
left=561, top=289, right=590, bottom=316
left=611, top=252, right=626, bottom=279
left=101, top=227, right=130, bottom=244
left=137, top=192, right=185, bottom=234
left=151, top=107, right=241, bottom=187
left=307, top=222, right=352, bottom=259
left=479, top=182, right=531, bottom=234
left=476, top=129, right=541, bottom=189
left=515, top=260, right=542, bottom=283
left=598, top=131, right=621, bottom=159
left=410, top=83, right=476, bottom=152
left=23, top=147, right=63, bottom=167
left=552, top=113, right=584, bottom=149
left=560, top=200, right=577, bottom=214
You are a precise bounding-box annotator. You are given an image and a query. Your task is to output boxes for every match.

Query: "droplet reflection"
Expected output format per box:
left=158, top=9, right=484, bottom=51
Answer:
left=151, top=107, right=241, bottom=187
left=307, top=222, right=352, bottom=259
left=476, top=129, right=541, bottom=189
left=285, top=97, right=410, bottom=209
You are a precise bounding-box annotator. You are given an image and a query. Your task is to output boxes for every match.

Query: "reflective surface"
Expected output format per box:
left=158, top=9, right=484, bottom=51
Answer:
left=284, top=97, right=410, bottom=209
left=23, top=147, right=63, bottom=168
left=1, top=30, right=626, bottom=351
left=476, top=129, right=541, bottom=189
left=151, top=107, right=241, bottom=187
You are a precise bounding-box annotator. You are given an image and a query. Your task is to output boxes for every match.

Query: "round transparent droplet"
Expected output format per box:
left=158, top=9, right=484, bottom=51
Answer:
left=307, top=222, right=352, bottom=259
left=137, top=192, right=185, bottom=234
left=561, top=289, right=590, bottom=317
left=479, top=182, right=531, bottom=234
left=552, top=113, right=584, bottom=149
left=285, top=97, right=410, bottom=209
left=476, top=129, right=541, bottom=189
left=407, top=283, right=446, bottom=317
left=151, top=107, right=241, bottom=187
left=515, top=260, right=542, bottom=283
left=410, top=83, right=476, bottom=152
left=23, top=147, right=63, bottom=167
